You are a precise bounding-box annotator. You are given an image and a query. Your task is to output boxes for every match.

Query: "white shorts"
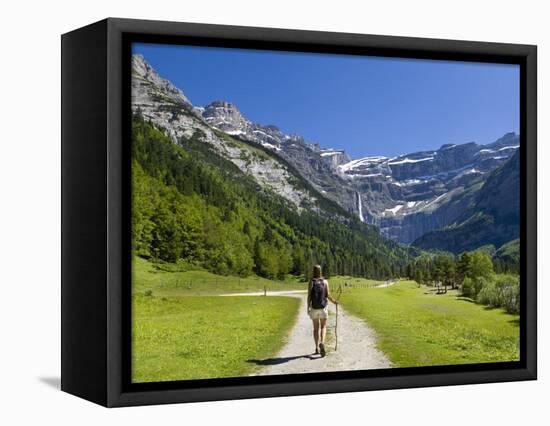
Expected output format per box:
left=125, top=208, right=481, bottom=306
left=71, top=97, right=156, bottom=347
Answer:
left=309, top=307, right=328, bottom=320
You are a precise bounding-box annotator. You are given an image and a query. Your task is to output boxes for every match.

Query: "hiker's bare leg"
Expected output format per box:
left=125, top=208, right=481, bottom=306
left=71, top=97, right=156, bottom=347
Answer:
left=312, top=319, right=320, bottom=350
left=320, top=318, right=327, bottom=344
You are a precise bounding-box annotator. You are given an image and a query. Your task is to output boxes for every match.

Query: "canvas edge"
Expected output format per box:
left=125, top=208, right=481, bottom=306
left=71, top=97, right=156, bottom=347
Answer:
left=61, top=18, right=110, bottom=407
left=59, top=17, right=537, bottom=408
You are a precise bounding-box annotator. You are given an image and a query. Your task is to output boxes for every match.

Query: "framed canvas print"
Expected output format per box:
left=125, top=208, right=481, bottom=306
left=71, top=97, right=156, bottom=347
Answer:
left=61, top=18, right=537, bottom=407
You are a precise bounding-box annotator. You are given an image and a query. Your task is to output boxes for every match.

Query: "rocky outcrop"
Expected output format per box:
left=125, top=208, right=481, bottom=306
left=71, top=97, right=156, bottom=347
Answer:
left=131, top=55, right=320, bottom=213
left=197, top=98, right=359, bottom=214
left=132, top=54, right=194, bottom=111
left=319, top=149, right=352, bottom=169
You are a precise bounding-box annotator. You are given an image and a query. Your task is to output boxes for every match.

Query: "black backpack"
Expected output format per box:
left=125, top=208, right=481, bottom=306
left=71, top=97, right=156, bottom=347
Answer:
left=310, top=278, right=328, bottom=309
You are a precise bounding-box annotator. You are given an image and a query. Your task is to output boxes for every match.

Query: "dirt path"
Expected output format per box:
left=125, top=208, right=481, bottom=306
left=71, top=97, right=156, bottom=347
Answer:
left=220, top=290, right=307, bottom=297
left=221, top=291, right=391, bottom=375
left=374, top=279, right=399, bottom=288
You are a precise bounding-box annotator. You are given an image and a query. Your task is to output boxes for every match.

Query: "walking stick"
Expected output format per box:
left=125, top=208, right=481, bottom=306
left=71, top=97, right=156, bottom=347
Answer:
left=335, top=302, right=339, bottom=351
left=334, top=285, right=343, bottom=351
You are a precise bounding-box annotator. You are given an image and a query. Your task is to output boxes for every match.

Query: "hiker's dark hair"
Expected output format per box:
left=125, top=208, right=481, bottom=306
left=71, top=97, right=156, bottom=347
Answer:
left=312, top=264, right=322, bottom=279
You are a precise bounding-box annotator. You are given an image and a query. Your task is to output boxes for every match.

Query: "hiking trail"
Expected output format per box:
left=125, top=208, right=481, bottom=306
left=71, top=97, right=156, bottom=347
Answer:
left=221, top=290, right=391, bottom=375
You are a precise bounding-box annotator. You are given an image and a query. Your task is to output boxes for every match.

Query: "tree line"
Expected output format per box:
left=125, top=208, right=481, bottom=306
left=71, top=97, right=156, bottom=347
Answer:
left=407, top=251, right=519, bottom=314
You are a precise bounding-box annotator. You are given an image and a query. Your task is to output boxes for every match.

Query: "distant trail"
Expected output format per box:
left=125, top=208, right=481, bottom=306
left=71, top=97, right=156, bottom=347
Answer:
left=219, top=290, right=307, bottom=297
left=374, top=279, right=399, bottom=288
left=221, top=291, right=391, bottom=375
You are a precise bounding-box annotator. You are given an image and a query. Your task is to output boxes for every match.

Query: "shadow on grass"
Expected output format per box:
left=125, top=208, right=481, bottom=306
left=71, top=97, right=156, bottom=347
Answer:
left=483, top=305, right=499, bottom=311
left=455, top=296, right=476, bottom=304
left=423, top=289, right=445, bottom=295
left=509, top=318, right=520, bottom=326
left=247, top=354, right=317, bottom=366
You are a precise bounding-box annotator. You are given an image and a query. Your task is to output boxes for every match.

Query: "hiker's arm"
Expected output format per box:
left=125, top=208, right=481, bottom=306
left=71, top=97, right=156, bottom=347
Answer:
left=307, top=282, right=312, bottom=311
left=326, top=281, right=338, bottom=304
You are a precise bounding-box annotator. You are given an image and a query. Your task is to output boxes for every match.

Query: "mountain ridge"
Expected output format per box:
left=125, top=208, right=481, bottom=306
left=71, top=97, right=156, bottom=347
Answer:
left=131, top=53, right=519, bottom=248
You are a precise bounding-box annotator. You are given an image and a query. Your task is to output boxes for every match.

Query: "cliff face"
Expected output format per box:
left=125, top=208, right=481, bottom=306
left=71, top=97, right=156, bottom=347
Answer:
left=131, top=54, right=322, bottom=213
left=329, top=135, right=518, bottom=244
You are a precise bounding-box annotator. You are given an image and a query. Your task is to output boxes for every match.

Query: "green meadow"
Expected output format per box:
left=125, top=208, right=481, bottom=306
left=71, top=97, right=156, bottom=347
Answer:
left=133, top=256, right=305, bottom=296
left=339, top=280, right=520, bottom=367
left=132, top=294, right=300, bottom=382
left=132, top=257, right=303, bottom=382
left=132, top=257, right=520, bottom=382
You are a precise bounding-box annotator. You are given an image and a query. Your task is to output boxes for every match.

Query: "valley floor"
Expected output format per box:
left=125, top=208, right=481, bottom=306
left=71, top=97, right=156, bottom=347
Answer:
left=131, top=258, right=520, bottom=383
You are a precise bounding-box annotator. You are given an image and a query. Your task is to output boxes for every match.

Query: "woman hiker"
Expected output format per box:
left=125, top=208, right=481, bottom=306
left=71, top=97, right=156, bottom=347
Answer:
left=307, top=264, right=338, bottom=357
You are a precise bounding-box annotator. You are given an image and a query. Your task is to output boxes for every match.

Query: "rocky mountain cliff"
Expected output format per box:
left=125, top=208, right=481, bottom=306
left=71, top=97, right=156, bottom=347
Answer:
left=132, top=56, right=313, bottom=212
left=200, top=97, right=520, bottom=244
left=340, top=132, right=519, bottom=243
left=197, top=98, right=360, bottom=213
left=131, top=54, right=352, bottom=219
left=131, top=54, right=519, bottom=248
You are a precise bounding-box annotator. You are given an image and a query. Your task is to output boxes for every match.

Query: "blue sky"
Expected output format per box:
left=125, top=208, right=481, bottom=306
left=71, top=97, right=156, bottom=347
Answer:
left=133, top=43, right=519, bottom=159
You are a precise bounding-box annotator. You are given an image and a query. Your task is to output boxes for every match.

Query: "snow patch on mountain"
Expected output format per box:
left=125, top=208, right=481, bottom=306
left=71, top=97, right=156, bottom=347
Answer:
left=385, top=204, right=404, bottom=215
left=339, top=156, right=389, bottom=172
left=388, top=156, right=435, bottom=165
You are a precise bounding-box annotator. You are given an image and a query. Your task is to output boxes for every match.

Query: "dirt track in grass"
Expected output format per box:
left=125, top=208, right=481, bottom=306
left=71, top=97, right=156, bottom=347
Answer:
left=221, top=291, right=391, bottom=375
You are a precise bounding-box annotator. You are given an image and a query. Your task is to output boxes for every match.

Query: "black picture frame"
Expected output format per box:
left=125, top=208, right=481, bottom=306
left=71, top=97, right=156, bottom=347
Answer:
left=61, top=17, right=537, bottom=407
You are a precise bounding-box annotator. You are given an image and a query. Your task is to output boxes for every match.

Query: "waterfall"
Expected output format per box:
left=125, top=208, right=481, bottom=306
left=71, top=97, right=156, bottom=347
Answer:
left=356, top=191, right=365, bottom=222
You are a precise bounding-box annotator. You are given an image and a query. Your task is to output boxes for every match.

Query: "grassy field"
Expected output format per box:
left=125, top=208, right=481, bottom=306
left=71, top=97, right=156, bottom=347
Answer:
left=133, top=256, right=306, bottom=296
left=132, top=256, right=303, bottom=382
left=132, top=257, right=520, bottom=381
left=329, top=275, right=386, bottom=289
left=133, top=294, right=300, bottom=382
left=340, top=280, right=520, bottom=367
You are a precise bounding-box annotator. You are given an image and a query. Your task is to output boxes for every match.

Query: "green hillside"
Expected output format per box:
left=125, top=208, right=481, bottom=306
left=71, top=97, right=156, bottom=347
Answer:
left=493, top=239, right=520, bottom=273
left=132, top=116, right=412, bottom=280
left=412, top=152, right=520, bottom=254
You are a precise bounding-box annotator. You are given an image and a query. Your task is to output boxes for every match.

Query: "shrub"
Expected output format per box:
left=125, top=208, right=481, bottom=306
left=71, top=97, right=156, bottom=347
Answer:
left=476, top=280, right=497, bottom=306
left=461, top=276, right=490, bottom=299
left=495, top=274, right=520, bottom=314
left=475, top=274, right=519, bottom=314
